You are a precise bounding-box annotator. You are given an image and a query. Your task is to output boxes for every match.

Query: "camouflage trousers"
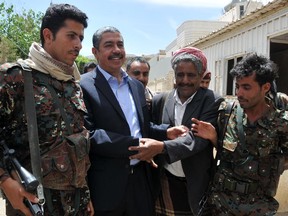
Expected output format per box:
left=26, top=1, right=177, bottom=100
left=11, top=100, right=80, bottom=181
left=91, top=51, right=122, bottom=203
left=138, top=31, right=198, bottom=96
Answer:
left=6, top=186, right=91, bottom=216
left=206, top=190, right=279, bottom=216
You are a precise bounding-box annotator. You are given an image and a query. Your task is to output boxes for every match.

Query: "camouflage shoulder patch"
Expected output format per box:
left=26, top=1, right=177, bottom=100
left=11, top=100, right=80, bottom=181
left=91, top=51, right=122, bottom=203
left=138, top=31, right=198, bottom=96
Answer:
left=0, top=62, right=24, bottom=77
left=219, top=96, right=237, bottom=111
left=281, top=110, right=288, bottom=121
left=0, top=62, right=20, bottom=72
left=0, top=62, right=24, bottom=84
left=223, top=140, right=237, bottom=152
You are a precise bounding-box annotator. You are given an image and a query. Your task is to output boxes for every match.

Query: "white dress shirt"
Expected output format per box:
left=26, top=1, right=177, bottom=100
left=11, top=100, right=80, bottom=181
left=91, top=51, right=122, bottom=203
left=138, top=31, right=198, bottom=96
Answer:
left=164, top=90, right=196, bottom=177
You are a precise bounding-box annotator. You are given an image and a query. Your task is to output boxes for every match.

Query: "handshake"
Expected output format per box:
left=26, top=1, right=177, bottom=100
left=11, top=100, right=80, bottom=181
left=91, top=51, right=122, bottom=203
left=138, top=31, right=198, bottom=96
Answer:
left=128, top=125, right=189, bottom=167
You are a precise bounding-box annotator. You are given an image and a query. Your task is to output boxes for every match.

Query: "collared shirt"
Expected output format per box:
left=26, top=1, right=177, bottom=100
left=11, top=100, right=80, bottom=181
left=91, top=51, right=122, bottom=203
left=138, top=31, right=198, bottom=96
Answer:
left=98, top=66, right=141, bottom=165
left=165, top=90, right=196, bottom=177
left=145, top=87, right=154, bottom=100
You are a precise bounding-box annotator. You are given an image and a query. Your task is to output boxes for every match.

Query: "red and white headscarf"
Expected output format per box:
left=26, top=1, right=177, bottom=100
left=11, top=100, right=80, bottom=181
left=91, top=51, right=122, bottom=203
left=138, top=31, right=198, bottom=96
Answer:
left=202, top=70, right=211, bottom=80
left=171, top=47, right=207, bottom=73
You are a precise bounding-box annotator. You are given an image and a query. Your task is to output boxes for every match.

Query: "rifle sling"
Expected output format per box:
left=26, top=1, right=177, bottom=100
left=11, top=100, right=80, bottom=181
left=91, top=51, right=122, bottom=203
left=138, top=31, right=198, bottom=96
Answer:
left=22, top=65, right=42, bottom=181
left=215, top=101, right=235, bottom=161
left=22, top=63, right=45, bottom=204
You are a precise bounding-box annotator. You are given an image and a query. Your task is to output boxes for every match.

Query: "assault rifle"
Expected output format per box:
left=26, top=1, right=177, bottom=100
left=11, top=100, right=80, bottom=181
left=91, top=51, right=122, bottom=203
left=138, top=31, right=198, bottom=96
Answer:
left=1, top=140, right=44, bottom=216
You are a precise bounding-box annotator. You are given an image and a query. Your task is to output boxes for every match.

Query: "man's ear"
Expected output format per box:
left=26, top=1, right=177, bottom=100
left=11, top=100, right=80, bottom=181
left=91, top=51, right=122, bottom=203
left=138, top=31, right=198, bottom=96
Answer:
left=42, top=28, right=54, bottom=44
left=92, top=47, right=99, bottom=60
left=92, top=47, right=97, bottom=55
left=263, top=82, right=271, bottom=94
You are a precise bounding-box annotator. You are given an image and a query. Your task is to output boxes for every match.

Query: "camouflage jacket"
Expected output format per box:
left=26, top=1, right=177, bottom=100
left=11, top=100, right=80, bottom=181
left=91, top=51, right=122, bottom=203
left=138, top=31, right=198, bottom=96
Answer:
left=215, top=99, right=288, bottom=195
left=0, top=63, right=90, bottom=189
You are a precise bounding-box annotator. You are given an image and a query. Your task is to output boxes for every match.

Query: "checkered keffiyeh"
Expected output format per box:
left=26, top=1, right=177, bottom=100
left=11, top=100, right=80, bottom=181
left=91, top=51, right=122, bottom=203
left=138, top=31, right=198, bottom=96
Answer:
left=171, top=47, right=207, bottom=73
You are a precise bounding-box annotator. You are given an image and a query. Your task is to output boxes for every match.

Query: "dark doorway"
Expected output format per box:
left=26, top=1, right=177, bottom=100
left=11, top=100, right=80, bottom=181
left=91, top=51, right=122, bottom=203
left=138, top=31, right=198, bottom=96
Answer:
left=270, top=39, right=288, bottom=95
left=226, top=56, right=243, bottom=95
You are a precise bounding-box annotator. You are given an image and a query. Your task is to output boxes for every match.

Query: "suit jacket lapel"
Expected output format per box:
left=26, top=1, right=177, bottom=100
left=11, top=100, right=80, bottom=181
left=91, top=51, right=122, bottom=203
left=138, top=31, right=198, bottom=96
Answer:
left=163, top=90, right=176, bottom=125
left=182, top=89, right=203, bottom=125
left=94, top=68, right=126, bottom=121
left=128, top=78, right=144, bottom=125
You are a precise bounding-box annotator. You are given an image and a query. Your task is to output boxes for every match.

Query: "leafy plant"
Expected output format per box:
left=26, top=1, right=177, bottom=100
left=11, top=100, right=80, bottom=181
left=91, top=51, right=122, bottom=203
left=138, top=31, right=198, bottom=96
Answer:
left=0, top=2, right=43, bottom=62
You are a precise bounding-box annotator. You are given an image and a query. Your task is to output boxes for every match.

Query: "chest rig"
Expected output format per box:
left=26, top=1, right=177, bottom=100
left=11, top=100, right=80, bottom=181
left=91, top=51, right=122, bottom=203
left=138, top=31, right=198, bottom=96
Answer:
left=215, top=102, right=285, bottom=196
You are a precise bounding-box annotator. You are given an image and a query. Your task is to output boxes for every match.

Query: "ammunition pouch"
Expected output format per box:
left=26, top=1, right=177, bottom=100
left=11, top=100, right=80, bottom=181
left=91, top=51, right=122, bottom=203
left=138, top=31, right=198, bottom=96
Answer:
left=41, top=130, right=90, bottom=190
left=215, top=153, right=285, bottom=197
left=223, top=176, right=258, bottom=194
left=214, top=173, right=259, bottom=194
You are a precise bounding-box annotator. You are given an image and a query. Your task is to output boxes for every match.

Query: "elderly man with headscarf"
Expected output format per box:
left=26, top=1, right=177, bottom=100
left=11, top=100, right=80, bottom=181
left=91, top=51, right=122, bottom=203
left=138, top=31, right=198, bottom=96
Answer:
left=130, top=47, right=223, bottom=216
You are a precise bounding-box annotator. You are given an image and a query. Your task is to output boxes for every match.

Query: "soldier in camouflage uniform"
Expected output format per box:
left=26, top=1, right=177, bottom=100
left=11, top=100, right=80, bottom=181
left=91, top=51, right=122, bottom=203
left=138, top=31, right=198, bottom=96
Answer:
left=192, top=53, right=288, bottom=216
left=0, top=4, right=94, bottom=216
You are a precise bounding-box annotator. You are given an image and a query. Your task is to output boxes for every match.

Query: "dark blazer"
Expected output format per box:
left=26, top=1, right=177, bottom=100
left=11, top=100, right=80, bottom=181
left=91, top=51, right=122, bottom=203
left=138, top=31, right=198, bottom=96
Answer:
left=80, top=68, right=168, bottom=211
left=152, top=88, right=223, bottom=214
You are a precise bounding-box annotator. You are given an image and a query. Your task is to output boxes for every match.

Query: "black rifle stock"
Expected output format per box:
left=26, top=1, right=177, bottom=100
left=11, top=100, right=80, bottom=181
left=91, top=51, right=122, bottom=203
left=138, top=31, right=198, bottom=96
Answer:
left=1, top=140, right=44, bottom=216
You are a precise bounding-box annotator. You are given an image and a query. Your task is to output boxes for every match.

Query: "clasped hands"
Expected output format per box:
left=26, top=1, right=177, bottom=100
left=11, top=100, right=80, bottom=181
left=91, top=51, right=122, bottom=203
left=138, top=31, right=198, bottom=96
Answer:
left=128, top=125, right=188, bottom=168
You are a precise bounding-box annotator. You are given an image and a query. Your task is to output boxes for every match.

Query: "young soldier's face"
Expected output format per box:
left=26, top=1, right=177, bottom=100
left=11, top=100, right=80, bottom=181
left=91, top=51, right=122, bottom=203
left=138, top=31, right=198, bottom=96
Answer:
left=44, top=19, right=84, bottom=66
left=235, top=72, right=270, bottom=110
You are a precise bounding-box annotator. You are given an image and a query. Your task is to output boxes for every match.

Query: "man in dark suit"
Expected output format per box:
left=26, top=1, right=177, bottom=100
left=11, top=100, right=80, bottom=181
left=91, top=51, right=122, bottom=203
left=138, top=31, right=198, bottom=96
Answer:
left=130, top=47, right=223, bottom=215
left=80, top=26, right=187, bottom=216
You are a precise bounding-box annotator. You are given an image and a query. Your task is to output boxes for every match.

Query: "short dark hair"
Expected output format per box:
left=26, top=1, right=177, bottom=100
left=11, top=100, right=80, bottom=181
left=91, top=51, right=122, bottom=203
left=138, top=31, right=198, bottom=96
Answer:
left=83, top=62, right=97, bottom=73
left=40, top=4, right=88, bottom=46
left=126, top=56, right=150, bottom=72
left=92, top=26, right=122, bottom=49
left=230, top=53, right=278, bottom=87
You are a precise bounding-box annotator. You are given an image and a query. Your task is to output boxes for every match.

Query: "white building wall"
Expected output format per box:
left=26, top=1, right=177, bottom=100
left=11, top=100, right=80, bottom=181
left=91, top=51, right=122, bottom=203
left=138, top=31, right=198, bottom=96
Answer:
left=166, top=39, right=177, bottom=56
left=219, top=1, right=263, bottom=22
left=219, top=7, right=237, bottom=22
left=166, top=20, right=229, bottom=56
left=194, top=6, right=288, bottom=96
